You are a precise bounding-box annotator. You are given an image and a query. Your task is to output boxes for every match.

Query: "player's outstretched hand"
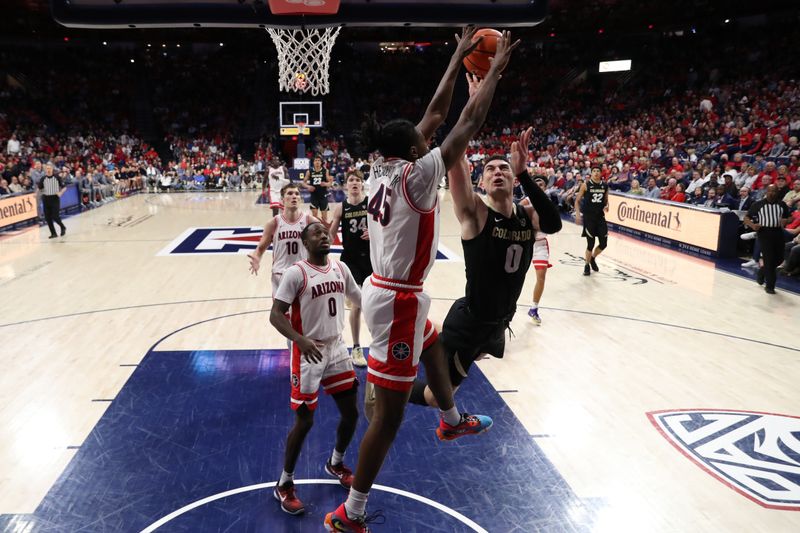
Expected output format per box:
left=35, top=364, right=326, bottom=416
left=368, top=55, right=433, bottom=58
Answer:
left=488, top=30, right=521, bottom=75
left=466, top=73, right=482, bottom=98
left=361, top=228, right=370, bottom=240
left=296, top=336, right=323, bottom=363
left=247, top=253, right=260, bottom=275
left=454, top=25, right=481, bottom=61
left=306, top=185, right=316, bottom=192
left=511, top=127, right=533, bottom=175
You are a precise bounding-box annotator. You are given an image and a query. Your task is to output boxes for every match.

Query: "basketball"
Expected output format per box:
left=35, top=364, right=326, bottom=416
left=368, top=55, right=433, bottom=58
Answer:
left=463, top=28, right=503, bottom=78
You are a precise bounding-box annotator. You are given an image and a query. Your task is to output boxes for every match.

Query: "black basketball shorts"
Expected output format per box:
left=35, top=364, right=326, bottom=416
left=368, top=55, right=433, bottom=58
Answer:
left=581, top=214, right=608, bottom=239
left=439, top=297, right=510, bottom=387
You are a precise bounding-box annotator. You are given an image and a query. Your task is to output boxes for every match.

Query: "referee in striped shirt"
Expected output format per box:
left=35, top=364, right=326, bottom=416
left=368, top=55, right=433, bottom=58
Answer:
left=744, top=184, right=790, bottom=294
left=38, top=163, right=67, bottom=239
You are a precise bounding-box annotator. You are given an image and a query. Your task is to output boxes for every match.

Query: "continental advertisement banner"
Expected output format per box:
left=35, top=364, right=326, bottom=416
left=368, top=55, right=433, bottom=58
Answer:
left=607, top=193, right=721, bottom=253
left=0, top=193, right=38, bottom=229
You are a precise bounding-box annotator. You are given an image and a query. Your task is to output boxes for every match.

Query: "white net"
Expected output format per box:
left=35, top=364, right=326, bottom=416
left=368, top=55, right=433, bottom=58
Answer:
left=266, top=26, right=341, bottom=96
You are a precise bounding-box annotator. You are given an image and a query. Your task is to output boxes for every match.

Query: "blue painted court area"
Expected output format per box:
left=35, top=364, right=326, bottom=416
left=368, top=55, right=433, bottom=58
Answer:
left=0, top=349, right=599, bottom=532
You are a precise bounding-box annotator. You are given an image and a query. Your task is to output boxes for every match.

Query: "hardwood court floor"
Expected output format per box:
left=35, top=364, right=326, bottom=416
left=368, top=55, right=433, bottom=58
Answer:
left=0, top=191, right=798, bottom=532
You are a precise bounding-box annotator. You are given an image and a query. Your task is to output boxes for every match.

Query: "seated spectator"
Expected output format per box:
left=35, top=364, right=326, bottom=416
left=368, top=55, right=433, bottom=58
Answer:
left=8, top=176, right=23, bottom=194
left=0, top=179, right=9, bottom=196
left=778, top=234, right=800, bottom=276
left=661, top=178, right=678, bottom=200
left=688, top=187, right=706, bottom=205
left=703, top=187, right=719, bottom=208
left=628, top=179, right=645, bottom=196
left=784, top=179, right=800, bottom=209
left=644, top=177, right=661, bottom=199
left=775, top=175, right=791, bottom=199
left=736, top=187, right=754, bottom=211
left=670, top=183, right=687, bottom=203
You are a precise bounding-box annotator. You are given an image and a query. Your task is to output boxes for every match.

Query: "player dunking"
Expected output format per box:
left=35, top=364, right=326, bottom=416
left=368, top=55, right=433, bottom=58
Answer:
left=574, top=166, right=609, bottom=276
left=328, top=170, right=372, bottom=368
left=267, top=157, right=291, bottom=217
left=269, top=222, right=363, bottom=515
left=407, top=126, right=561, bottom=408
left=303, top=155, right=334, bottom=224
left=324, top=27, right=519, bottom=533
left=248, top=184, right=318, bottom=299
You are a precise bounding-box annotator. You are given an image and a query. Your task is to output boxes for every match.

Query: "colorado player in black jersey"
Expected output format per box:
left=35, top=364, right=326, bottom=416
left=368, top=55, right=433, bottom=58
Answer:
left=408, top=125, right=562, bottom=408
left=303, top=155, right=334, bottom=225
left=328, top=170, right=373, bottom=368
left=573, top=167, right=609, bottom=276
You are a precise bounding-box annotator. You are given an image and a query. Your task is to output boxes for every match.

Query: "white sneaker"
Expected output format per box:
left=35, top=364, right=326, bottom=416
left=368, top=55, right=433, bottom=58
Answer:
left=740, top=232, right=757, bottom=241
left=351, top=346, right=367, bottom=368
left=741, top=259, right=758, bottom=268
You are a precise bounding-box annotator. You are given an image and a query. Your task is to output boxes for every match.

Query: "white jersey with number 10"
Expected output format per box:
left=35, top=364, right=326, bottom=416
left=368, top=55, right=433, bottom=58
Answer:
left=366, top=147, right=444, bottom=285
left=272, top=213, right=311, bottom=275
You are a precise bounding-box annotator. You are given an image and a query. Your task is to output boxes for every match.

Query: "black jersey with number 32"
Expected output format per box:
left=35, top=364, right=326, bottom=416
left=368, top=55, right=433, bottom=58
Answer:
left=463, top=203, right=534, bottom=321
left=341, top=197, right=370, bottom=260
left=583, top=179, right=608, bottom=217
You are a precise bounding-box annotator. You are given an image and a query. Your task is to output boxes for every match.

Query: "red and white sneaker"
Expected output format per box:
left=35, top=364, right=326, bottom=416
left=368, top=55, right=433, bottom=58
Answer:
left=324, top=503, right=384, bottom=532
left=273, top=481, right=305, bottom=515
left=325, top=459, right=354, bottom=489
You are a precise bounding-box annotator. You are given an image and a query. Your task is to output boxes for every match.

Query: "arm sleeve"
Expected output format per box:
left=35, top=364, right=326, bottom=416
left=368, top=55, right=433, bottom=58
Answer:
left=274, top=266, right=302, bottom=306
left=404, top=147, right=445, bottom=212
left=517, top=170, right=562, bottom=234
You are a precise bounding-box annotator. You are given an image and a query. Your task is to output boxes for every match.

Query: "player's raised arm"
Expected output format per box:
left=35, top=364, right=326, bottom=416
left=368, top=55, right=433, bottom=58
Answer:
left=440, top=30, right=520, bottom=170
left=248, top=217, right=278, bottom=275
left=328, top=203, right=343, bottom=242
left=416, top=25, right=481, bottom=141
left=512, top=128, right=562, bottom=234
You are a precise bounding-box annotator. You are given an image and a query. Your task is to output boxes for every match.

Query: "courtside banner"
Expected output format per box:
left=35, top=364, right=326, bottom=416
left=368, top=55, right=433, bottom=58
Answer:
left=0, top=193, right=38, bottom=229
left=607, top=193, right=722, bottom=254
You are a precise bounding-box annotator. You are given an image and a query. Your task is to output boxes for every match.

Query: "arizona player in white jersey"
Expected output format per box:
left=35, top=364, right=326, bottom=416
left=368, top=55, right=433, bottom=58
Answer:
left=268, top=157, right=291, bottom=216
left=248, top=184, right=318, bottom=298
left=527, top=176, right=554, bottom=325
left=325, top=26, right=520, bottom=533
left=269, top=221, right=362, bottom=516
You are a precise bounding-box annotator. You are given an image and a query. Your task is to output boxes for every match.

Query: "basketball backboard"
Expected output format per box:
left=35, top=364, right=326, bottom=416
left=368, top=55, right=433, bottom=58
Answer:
left=279, top=101, right=322, bottom=135
left=50, top=0, right=548, bottom=29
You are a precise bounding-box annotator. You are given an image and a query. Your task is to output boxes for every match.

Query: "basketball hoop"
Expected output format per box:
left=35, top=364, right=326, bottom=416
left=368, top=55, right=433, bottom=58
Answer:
left=295, top=121, right=306, bottom=135
left=267, top=26, right=341, bottom=96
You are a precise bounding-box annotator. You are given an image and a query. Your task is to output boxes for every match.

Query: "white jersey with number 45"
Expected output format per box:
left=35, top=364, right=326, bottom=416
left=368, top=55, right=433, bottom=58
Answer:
left=272, top=213, right=311, bottom=275
left=366, top=147, right=444, bottom=285
left=275, top=260, right=361, bottom=340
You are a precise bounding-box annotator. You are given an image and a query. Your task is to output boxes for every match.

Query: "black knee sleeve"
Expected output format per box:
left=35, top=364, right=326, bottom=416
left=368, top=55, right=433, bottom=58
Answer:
left=408, top=379, right=429, bottom=406
left=585, top=236, right=596, bottom=251
left=598, top=235, right=608, bottom=250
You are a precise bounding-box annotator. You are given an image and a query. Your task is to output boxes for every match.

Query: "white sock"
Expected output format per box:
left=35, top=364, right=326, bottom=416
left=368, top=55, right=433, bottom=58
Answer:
left=331, top=448, right=344, bottom=466
left=441, top=406, right=461, bottom=426
left=345, top=488, right=369, bottom=518
left=279, top=470, right=294, bottom=486
left=532, top=301, right=539, bottom=309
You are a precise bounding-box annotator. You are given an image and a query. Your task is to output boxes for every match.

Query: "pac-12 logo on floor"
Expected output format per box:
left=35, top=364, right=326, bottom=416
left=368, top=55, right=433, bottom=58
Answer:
left=648, top=409, right=800, bottom=510
left=158, top=227, right=462, bottom=260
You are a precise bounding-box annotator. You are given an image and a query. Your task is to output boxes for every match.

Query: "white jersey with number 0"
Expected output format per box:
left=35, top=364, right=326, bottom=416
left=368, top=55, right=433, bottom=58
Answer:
left=275, top=260, right=362, bottom=340
left=367, top=147, right=443, bottom=285
left=272, top=213, right=310, bottom=275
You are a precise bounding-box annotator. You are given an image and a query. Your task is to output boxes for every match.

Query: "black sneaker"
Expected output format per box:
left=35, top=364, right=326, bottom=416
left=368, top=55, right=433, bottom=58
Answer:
left=765, top=287, right=776, bottom=294
left=590, top=257, right=599, bottom=272
left=583, top=263, right=591, bottom=276
left=756, top=268, right=765, bottom=286
left=60, top=226, right=66, bottom=236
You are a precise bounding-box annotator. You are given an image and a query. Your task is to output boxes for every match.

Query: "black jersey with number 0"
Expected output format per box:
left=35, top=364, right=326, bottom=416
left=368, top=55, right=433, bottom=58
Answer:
left=309, top=168, right=327, bottom=189
left=341, top=197, right=370, bottom=260
left=462, top=203, right=534, bottom=321
left=583, top=179, right=608, bottom=217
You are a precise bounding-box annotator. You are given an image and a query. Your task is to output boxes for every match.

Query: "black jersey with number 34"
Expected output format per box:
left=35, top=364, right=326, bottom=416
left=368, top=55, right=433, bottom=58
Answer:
left=341, top=197, right=370, bottom=260
left=463, top=203, right=534, bottom=321
left=583, top=179, right=608, bottom=217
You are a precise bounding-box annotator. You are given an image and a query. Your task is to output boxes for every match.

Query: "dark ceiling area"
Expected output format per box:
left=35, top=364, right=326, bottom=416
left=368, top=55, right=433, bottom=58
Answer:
left=1, top=0, right=798, bottom=44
